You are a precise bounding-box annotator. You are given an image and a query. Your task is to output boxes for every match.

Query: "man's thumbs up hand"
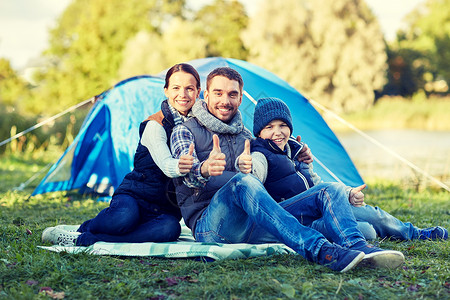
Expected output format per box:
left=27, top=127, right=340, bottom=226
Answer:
left=201, top=134, right=226, bottom=177
left=211, top=134, right=221, bottom=155
left=238, top=139, right=252, bottom=174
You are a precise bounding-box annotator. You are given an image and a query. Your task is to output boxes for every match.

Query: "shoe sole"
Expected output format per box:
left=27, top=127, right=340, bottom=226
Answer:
left=360, top=251, right=405, bottom=269
left=340, top=252, right=365, bottom=273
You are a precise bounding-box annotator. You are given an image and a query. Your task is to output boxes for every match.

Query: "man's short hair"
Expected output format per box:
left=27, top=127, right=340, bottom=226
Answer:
left=206, top=67, right=243, bottom=92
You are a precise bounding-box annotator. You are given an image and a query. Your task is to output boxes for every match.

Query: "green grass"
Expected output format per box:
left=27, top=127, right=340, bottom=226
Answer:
left=1, top=153, right=449, bottom=299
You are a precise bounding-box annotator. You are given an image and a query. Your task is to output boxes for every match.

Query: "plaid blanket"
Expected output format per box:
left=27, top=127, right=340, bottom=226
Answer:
left=38, top=224, right=295, bottom=261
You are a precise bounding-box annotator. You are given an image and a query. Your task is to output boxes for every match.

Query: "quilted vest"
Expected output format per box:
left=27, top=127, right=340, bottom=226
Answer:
left=114, top=100, right=180, bottom=219
left=251, top=138, right=314, bottom=202
left=175, top=117, right=252, bottom=230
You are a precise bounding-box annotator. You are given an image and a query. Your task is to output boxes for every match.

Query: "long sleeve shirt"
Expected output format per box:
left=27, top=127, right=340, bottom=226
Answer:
left=170, top=124, right=209, bottom=188
left=141, top=120, right=183, bottom=178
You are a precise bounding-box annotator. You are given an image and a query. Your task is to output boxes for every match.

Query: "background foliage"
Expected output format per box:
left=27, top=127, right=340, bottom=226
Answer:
left=385, top=0, right=450, bottom=96
left=243, top=0, right=387, bottom=113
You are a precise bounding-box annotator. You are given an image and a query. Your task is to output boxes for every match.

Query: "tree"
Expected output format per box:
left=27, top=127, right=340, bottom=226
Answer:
left=119, top=0, right=249, bottom=80
left=30, top=0, right=185, bottom=115
left=242, top=0, right=387, bottom=113
left=118, top=18, right=207, bottom=79
left=0, top=58, right=30, bottom=109
left=393, top=0, right=450, bottom=94
left=381, top=45, right=426, bottom=97
left=195, top=0, right=249, bottom=60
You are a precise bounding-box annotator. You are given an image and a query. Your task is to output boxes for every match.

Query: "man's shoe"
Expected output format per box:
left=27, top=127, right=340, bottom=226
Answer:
left=418, top=226, right=448, bottom=240
left=350, top=241, right=404, bottom=269
left=317, top=242, right=365, bottom=273
left=42, top=227, right=80, bottom=246
left=54, top=224, right=81, bottom=233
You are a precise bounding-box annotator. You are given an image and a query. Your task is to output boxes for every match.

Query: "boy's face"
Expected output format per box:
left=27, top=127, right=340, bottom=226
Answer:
left=258, top=120, right=290, bottom=151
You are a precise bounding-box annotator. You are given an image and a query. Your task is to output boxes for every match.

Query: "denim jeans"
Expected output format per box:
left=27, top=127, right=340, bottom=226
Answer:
left=194, top=173, right=365, bottom=262
left=311, top=204, right=420, bottom=241
left=76, top=193, right=181, bottom=246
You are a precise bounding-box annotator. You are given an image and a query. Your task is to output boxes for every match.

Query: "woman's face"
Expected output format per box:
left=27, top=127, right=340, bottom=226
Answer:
left=164, top=71, right=200, bottom=116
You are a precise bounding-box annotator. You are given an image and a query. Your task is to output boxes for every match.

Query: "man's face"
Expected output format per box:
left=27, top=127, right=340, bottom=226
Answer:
left=204, top=76, right=242, bottom=123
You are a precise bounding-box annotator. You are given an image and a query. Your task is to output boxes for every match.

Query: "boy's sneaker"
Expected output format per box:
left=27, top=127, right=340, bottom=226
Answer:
left=350, top=241, right=404, bottom=269
left=54, top=224, right=81, bottom=233
left=317, top=242, right=365, bottom=273
left=42, top=227, right=80, bottom=246
left=418, top=226, right=448, bottom=240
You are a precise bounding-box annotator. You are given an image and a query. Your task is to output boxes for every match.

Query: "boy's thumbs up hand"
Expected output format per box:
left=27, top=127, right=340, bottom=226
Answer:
left=178, top=143, right=194, bottom=174
left=349, top=184, right=366, bottom=207
left=201, top=134, right=226, bottom=177
left=238, top=140, right=252, bottom=174
left=296, top=135, right=313, bottom=164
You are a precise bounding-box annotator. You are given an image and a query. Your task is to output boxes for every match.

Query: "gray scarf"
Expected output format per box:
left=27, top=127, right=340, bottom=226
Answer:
left=192, top=99, right=251, bottom=136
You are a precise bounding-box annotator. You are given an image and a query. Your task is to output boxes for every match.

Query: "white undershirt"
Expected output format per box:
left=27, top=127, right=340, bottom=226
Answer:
left=140, top=120, right=183, bottom=178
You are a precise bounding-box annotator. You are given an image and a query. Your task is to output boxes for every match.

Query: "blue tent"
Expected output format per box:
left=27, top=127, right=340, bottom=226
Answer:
left=32, top=57, right=364, bottom=197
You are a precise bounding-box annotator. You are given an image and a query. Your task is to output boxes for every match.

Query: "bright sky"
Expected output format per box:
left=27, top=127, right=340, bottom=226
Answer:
left=0, top=0, right=425, bottom=70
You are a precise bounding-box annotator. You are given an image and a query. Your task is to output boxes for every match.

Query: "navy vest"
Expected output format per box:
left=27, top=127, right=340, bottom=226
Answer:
left=174, top=117, right=252, bottom=230
left=251, top=137, right=314, bottom=202
left=114, top=100, right=181, bottom=219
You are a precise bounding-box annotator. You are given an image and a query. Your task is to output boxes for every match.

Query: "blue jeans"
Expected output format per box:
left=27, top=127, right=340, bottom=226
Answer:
left=76, top=193, right=181, bottom=246
left=311, top=204, right=420, bottom=241
left=194, top=173, right=365, bottom=262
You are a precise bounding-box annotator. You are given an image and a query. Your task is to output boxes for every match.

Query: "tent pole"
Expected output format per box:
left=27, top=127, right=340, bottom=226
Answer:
left=308, top=98, right=450, bottom=192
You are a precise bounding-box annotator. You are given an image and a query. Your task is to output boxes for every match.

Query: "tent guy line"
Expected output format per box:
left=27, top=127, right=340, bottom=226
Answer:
left=308, top=98, right=450, bottom=192
left=0, top=97, right=95, bottom=148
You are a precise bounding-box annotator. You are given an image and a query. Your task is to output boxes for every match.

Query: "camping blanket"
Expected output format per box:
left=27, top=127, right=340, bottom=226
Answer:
left=38, top=225, right=295, bottom=261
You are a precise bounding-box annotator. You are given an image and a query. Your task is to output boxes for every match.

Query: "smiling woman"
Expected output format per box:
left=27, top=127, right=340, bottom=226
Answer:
left=41, top=63, right=201, bottom=247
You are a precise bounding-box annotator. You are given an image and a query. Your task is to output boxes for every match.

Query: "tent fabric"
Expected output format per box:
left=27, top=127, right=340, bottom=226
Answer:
left=32, top=57, right=363, bottom=197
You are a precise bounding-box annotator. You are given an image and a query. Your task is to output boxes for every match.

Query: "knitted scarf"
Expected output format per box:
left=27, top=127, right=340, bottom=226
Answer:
left=168, top=101, right=193, bottom=126
left=192, top=99, right=251, bottom=136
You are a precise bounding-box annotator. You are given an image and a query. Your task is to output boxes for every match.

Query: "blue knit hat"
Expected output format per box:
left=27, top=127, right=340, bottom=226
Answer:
left=253, top=97, right=293, bottom=136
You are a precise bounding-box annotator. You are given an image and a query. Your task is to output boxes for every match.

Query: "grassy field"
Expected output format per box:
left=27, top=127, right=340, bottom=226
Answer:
left=1, top=153, right=449, bottom=299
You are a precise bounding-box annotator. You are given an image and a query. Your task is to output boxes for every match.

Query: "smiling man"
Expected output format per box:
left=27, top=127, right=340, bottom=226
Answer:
left=170, top=68, right=405, bottom=273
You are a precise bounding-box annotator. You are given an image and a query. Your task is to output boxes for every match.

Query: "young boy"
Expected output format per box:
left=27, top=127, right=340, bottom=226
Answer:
left=238, top=97, right=448, bottom=242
